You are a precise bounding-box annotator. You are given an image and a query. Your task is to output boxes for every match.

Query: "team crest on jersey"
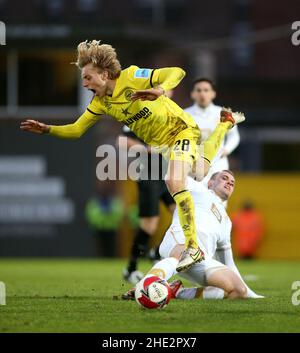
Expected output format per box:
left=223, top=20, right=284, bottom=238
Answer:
left=211, top=203, right=222, bottom=223
left=125, top=89, right=134, bottom=101
left=134, top=68, right=151, bottom=78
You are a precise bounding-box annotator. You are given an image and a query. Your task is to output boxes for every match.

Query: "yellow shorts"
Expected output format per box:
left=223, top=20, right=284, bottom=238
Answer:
left=168, top=126, right=202, bottom=166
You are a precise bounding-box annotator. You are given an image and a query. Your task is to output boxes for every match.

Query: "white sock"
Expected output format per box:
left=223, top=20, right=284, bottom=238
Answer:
left=145, top=257, right=178, bottom=281
left=176, top=286, right=225, bottom=300
left=203, top=286, right=225, bottom=299
left=176, top=287, right=198, bottom=300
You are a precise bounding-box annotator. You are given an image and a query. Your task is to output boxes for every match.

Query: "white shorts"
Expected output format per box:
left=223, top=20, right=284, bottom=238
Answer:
left=178, top=259, right=226, bottom=287
left=159, top=227, right=226, bottom=287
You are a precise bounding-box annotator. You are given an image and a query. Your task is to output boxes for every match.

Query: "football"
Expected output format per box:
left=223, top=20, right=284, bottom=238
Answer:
left=134, top=276, right=171, bottom=309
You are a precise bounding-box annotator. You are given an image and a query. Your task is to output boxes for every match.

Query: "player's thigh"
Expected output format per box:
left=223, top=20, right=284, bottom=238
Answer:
left=179, top=259, right=226, bottom=287
left=165, top=128, right=200, bottom=189
left=178, top=262, right=208, bottom=286
left=165, top=160, right=191, bottom=193
left=190, top=156, right=211, bottom=182
left=206, top=267, right=246, bottom=294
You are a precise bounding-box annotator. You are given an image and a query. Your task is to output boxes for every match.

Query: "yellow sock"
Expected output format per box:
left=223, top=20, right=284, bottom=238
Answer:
left=172, top=190, right=198, bottom=249
left=203, top=121, right=232, bottom=162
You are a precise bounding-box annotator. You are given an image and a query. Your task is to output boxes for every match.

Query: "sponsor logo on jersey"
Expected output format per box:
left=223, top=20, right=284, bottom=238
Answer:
left=211, top=203, right=222, bottom=223
left=134, top=68, right=151, bottom=78
left=123, top=107, right=152, bottom=125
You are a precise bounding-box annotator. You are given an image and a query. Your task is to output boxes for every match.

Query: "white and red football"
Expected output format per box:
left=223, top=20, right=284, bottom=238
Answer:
left=134, top=276, right=171, bottom=309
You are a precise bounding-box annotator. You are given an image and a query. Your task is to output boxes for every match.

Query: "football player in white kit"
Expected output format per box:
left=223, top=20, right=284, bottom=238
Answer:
left=122, top=170, right=264, bottom=300
left=185, top=78, right=240, bottom=183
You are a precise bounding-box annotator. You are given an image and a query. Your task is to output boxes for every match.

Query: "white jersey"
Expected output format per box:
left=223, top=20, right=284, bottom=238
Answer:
left=166, top=180, right=232, bottom=259
left=184, top=103, right=240, bottom=182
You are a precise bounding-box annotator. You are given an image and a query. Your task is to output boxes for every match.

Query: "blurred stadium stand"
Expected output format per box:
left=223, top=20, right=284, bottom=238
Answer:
left=0, top=0, right=300, bottom=258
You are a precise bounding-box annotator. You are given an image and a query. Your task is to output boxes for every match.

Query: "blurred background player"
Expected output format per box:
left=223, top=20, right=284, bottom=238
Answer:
left=185, top=78, right=240, bottom=183
left=85, top=180, right=124, bottom=257
left=122, top=170, right=264, bottom=300
left=232, top=200, right=265, bottom=260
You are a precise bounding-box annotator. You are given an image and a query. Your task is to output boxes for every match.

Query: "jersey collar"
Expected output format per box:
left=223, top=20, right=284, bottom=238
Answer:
left=110, top=71, right=124, bottom=99
left=193, top=102, right=215, bottom=115
left=209, top=188, right=226, bottom=205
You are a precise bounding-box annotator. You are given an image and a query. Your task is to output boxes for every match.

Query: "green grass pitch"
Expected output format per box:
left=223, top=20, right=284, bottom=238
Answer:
left=0, top=258, right=300, bottom=332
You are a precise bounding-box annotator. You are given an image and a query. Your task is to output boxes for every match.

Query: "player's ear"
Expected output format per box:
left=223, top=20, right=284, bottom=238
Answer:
left=190, top=90, right=196, bottom=101
left=207, top=179, right=213, bottom=190
left=101, top=70, right=109, bottom=80
left=212, top=90, right=216, bottom=100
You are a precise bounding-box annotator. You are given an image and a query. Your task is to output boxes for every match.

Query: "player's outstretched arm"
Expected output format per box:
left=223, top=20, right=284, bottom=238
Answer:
left=20, top=119, right=50, bottom=134
left=221, top=125, right=240, bottom=157
left=20, top=110, right=100, bottom=139
left=131, top=67, right=185, bottom=102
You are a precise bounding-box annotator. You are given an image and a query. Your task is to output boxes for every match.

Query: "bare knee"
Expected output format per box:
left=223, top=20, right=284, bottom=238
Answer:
left=227, top=283, right=247, bottom=299
left=207, top=269, right=247, bottom=299
left=165, top=178, right=186, bottom=195
left=169, top=244, right=185, bottom=260
left=234, top=283, right=248, bottom=298
left=190, top=158, right=210, bottom=182
left=165, top=160, right=191, bottom=194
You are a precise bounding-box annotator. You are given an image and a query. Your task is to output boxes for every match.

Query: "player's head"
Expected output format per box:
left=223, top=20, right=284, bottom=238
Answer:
left=208, top=170, right=235, bottom=201
left=75, top=40, right=121, bottom=97
left=190, top=78, right=216, bottom=108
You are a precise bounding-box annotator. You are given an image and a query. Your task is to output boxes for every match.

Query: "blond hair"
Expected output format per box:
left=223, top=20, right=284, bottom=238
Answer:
left=74, top=40, right=121, bottom=79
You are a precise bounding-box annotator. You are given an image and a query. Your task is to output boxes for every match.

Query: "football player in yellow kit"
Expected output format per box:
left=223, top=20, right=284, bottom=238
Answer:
left=20, top=40, right=245, bottom=272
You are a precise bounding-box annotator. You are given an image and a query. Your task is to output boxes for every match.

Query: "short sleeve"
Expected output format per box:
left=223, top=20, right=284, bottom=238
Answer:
left=126, top=65, right=155, bottom=90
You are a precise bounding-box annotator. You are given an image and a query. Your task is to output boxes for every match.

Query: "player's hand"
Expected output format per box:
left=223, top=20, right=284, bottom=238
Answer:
left=20, top=119, right=50, bottom=134
left=131, top=87, right=165, bottom=101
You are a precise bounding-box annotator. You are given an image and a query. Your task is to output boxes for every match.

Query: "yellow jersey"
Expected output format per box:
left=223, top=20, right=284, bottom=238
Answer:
left=50, top=65, right=197, bottom=148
